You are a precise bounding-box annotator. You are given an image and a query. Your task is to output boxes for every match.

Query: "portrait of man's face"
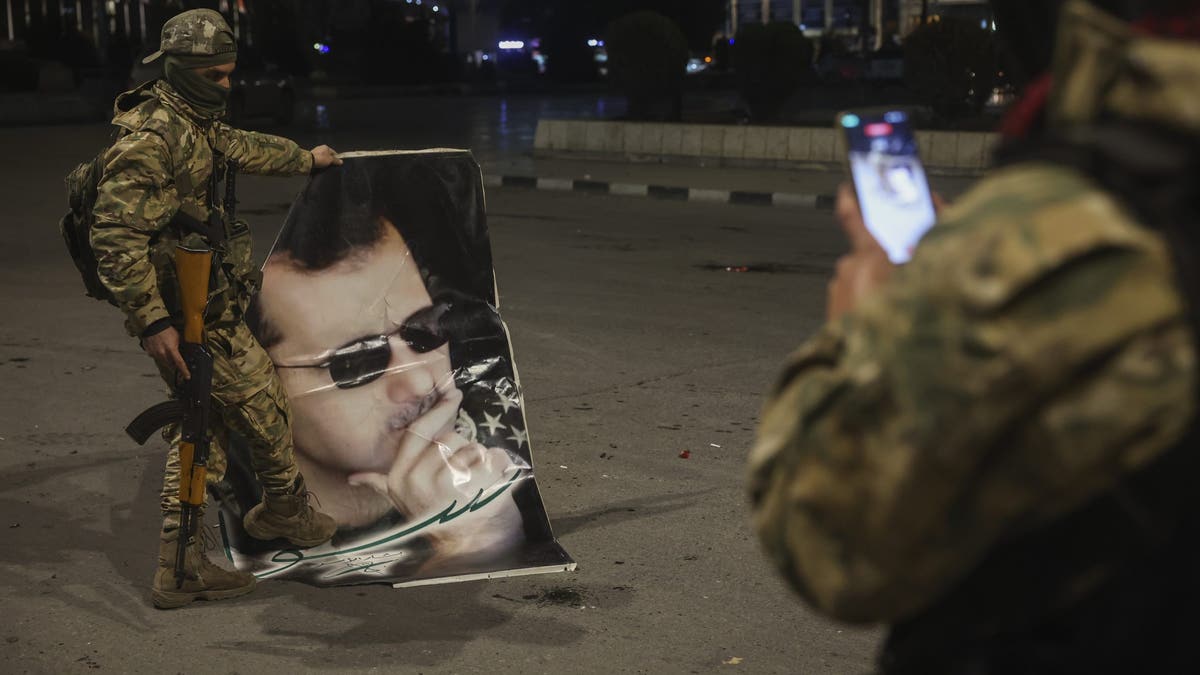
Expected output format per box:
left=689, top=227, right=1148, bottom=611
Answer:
left=217, top=151, right=573, bottom=587
left=261, top=223, right=454, bottom=478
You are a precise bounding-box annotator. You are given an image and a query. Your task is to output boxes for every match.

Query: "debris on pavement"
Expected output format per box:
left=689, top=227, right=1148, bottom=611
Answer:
left=532, top=587, right=586, bottom=607
left=679, top=450, right=691, bottom=459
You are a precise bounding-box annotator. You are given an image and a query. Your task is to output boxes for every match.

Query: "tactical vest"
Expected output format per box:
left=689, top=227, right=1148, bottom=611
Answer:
left=880, top=121, right=1200, bottom=674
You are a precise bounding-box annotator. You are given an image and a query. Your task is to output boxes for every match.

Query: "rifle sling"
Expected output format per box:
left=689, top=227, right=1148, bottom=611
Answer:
left=168, top=137, right=230, bottom=246
left=169, top=208, right=226, bottom=244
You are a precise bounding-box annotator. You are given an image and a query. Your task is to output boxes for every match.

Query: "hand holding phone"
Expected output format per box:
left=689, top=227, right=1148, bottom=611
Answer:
left=837, top=110, right=937, bottom=264
left=827, top=183, right=895, bottom=322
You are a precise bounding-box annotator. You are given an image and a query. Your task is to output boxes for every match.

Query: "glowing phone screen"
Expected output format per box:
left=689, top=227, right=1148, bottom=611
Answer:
left=841, top=111, right=937, bottom=264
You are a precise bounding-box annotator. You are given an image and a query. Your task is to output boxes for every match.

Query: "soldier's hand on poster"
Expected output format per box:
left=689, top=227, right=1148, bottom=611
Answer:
left=346, top=379, right=527, bottom=554
left=310, top=145, right=343, bottom=170
left=142, top=325, right=191, bottom=380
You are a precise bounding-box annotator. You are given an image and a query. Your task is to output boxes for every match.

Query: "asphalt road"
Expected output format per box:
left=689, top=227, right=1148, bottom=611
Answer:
left=0, top=121, right=885, bottom=674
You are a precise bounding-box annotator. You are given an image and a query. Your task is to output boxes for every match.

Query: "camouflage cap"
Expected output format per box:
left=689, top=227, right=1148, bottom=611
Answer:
left=142, top=9, right=236, bottom=65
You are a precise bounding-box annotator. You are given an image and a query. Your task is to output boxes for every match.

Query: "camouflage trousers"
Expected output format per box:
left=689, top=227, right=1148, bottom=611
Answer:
left=156, top=309, right=298, bottom=531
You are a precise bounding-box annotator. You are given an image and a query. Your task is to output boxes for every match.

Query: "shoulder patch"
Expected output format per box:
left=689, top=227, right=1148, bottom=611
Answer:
left=113, top=98, right=158, bottom=134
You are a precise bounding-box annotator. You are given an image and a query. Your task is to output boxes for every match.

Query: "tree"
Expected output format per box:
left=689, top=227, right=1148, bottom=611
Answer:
left=605, top=11, right=689, bottom=121
left=246, top=0, right=309, bottom=76
left=734, top=22, right=814, bottom=122
left=904, top=16, right=998, bottom=122
left=541, top=2, right=602, bottom=82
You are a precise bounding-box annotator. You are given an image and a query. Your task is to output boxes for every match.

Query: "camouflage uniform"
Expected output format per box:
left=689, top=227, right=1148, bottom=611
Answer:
left=91, top=32, right=312, bottom=527
left=749, top=0, right=1197, bottom=635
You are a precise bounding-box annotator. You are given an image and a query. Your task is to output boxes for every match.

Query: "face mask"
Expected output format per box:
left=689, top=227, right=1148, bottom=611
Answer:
left=164, top=56, right=232, bottom=116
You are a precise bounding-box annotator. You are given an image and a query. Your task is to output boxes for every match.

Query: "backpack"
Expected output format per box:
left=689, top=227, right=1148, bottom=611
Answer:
left=61, top=132, right=121, bottom=306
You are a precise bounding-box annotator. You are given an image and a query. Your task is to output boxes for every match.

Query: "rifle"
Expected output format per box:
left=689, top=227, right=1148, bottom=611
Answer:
left=224, top=158, right=237, bottom=222
left=125, top=245, right=215, bottom=588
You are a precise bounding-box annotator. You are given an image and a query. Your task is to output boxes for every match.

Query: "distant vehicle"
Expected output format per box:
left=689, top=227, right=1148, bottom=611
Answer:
left=815, top=54, right=866, bottom=82
left=128, top=46, right=295, bottom=126
left=865, top=56, right=904, bottom=81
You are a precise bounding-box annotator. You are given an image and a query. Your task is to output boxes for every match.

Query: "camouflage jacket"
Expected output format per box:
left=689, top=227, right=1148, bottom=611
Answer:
left=748, top=1, right=1200, bottom=624
left=91, top=79, right=312, bottom=337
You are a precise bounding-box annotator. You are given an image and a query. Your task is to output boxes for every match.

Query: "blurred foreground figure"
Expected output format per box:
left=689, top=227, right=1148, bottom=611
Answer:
left=749, top=1, right=1200, bottom=672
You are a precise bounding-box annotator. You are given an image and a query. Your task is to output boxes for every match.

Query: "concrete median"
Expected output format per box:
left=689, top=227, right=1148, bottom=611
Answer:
left=534, top=119, right=998, bottom=175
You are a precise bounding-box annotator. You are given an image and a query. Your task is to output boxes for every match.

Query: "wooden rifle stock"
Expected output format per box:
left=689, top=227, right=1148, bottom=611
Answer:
left=176, top=246, right=210, bottom=345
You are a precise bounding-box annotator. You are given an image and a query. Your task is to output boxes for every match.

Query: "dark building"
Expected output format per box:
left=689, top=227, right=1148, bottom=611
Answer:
left=727, top=1, right=893, bottom=49
left=0, top=0, right=278, bottom=79
left=725, top=1, right=989, bottom=48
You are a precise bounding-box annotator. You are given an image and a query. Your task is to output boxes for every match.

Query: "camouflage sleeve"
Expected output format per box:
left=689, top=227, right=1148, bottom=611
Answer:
left=214, top=123, right=312, bottom=176
left=747, top=166, right=1196, bottom=624
left=90, top=130, right=179, bottom=335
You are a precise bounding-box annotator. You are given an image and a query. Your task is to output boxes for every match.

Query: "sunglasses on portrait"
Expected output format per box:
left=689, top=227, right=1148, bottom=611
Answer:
left=276, top=304, right=450, bottom=389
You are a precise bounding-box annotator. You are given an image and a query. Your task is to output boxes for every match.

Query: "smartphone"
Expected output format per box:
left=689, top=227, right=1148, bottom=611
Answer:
left=837, top=110, right=937, bottom=264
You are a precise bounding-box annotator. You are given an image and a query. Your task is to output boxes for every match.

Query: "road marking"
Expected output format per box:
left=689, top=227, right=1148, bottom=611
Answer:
left=772, top=193, right=817, bottom=208
left=688, top=188, right=731, bottom=203
left=536, top=177, right=574, bottom=191
left=610, top=183, right=649, bottom=196
left=730, top=191, right=773, bottom=206
left=488, top=174, right=834, bottom=209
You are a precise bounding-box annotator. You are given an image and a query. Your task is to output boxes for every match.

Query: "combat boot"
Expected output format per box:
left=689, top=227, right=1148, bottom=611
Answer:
left=152, top=527, right=256, bottom=609
left=242, top=475, right=336, bottom=548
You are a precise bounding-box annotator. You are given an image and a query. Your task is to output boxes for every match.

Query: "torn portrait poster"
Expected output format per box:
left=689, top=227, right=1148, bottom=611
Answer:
left=212, top=149, right=575, bottom=587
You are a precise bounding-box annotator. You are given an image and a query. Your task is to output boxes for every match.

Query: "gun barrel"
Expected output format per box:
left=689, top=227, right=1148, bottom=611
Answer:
left=175, top=507, right=193, bottom=588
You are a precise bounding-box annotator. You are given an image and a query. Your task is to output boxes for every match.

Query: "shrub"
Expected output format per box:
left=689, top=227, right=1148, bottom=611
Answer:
left=903, top=17, right=998, bottom=121
left=711, top=37, right=731, bottom=71
left=734, top=22, right=814, bottom=122
left=605, top=11, right=689, bottom=121
left=0, top=52, right=40, bottom=92
left=544, top=30, right=600, bottom=83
